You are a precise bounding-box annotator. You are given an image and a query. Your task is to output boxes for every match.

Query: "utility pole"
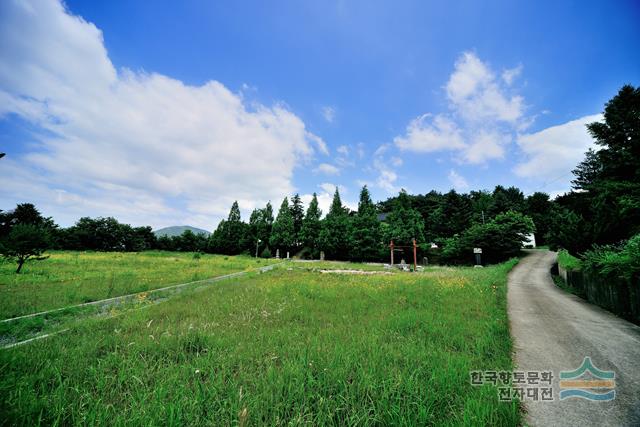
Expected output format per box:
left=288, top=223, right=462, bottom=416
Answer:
left=255, top=239, right=261, bottom=258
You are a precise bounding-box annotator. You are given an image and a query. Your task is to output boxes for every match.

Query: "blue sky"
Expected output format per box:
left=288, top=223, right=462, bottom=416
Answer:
left=1, top=0, right=638, bottom=229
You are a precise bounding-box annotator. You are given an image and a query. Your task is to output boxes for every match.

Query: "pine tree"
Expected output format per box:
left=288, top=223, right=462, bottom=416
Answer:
left=290, top=193, right=305, bottom=248
left=270, top=197, right=295, bottom=254
left=349, top=186, right=381, bottom=261
left=300, top=193, right=322, bottom=254
left=319, top=188, right=351, bottom=259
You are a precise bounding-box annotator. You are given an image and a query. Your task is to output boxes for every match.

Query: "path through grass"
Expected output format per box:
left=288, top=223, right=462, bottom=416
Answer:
left=1, top=259, right=520, bottom=425
left=0, top=251, right=265, bottom=319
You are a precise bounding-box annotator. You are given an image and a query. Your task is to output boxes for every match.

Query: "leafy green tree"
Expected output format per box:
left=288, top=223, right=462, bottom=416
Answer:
left=300, top=193, right=322, bottom=255
left=489, top=186, right=525, bottom=216
left=383, top=190, right=425, bottom=245
left=207, top=202, right=249, bottom=254
left=0, top=224, right=49, bottom=273
left=249, top=204, right=273, bottom=254
left=349, top=186, right=381, bottom=261
left=559, top=85, right=640, bottom=250
left=431, top=190, right=472, bottom=238
left=290, top=193, right=305, bottom=248
left=441, top=211, right=535, bottom=265
left=270, top=197, right=295, bottom=254
left=319, top=188, right=352, bottom=259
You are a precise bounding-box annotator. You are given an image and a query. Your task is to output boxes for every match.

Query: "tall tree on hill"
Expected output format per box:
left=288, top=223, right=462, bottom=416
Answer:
left=300, top=193, right=322, bottom=256
left=289, top=193, right=305, bottom=248
left=270, top=197, right=295, bottom=255
left=349, top=186, right=381, bottom=261
left=319, top=188, right=351, bottom=259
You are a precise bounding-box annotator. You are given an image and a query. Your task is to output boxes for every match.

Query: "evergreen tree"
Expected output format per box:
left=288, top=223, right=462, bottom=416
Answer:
left=225, top=201, right=248, bottom=254
left=525, top=192, right=553, bottom=245
left=289, top=193, right=305, bottom=247
left=349, top=186, right=381, bottom=261
left=432, top=190, right=472, bottom=238
left=319, top=188, right=351, bottom=259
left=300, top=193, right=322, bottom=254
left=270, top=197, right=295, bottom=254
left=383, top=190, right=425, bottom=245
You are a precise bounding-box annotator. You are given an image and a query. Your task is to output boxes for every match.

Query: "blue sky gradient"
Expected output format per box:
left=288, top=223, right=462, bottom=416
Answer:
left=1, top=0, right=638, bottom=229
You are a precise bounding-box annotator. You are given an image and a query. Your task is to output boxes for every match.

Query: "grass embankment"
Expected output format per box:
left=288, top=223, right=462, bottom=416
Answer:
left=557, top=249, right=581, bottom=271
left=1, top=259, right=520, bottom=425
left=555, top=250, right=583, bottom=295
left=0, top=251, right=266, bottom=319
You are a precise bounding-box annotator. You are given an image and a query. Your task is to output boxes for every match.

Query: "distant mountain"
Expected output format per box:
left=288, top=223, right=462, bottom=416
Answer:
left=154, top=225, right=211, bottom=238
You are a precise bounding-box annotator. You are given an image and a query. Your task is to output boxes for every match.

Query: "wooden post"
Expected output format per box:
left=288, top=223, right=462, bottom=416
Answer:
left=412, top=238, right=417, bottom=272
left=390, top=240, right=394, bottom=266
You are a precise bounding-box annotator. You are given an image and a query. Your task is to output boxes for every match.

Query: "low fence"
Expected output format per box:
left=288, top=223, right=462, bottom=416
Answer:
left=558, top=265, right=640, bottom=325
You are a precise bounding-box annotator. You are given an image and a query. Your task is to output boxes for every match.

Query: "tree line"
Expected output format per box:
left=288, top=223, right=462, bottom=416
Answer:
left=1, top=85, right=638, bottom=275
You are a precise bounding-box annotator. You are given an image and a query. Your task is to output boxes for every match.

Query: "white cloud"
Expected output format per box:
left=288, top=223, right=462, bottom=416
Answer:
left=301, top=182, right=355, bottom=217
left=448, top=169, right=469, bottom=191
left=394, top=114, right=465, bottom=153
left=0, top=0, right=326, bottom=229
left=514, top=114, right=602, bottom=180
left=337, top=145, right=349, bottom=156
left=394, top=52, right=528, bottom=165
left=314, top=163, right=340, bottom=175
left=463, top=130, right=510, bottom=163
left=446, top=52, right=524, bottom=124
left=322, top=106, right=336, bottom=123
left=502, top=64, right=523, bottom=86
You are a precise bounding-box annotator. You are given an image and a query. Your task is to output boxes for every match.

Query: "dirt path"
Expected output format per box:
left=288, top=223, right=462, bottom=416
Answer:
left=508, top=250, right=640, bottom=426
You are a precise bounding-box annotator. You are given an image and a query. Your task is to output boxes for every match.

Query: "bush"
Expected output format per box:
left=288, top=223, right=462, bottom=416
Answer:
left=582, top=234, right=640, bottom=282
left=260, top=247, right=272, bottom=258
left=440, top=211, right=535, bottom=265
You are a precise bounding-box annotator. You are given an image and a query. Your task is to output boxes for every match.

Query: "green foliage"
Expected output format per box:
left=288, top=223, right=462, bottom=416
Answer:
left=207, top=202, right=249, bottom=255
left=318, top=188, right=352, bottom=259
left=557, top=249, right=581, bottom=271
left=269, top=197, right=295, bottom=252
left=289, top=193, right=304, bottom=247
left=260, top=247, right=272, bottom=258
left=582, top=234, right=640, bottom=282
left=349, top=186, right=381, bottom=261
left=0, top=224, right=50, bottom=273
left=382, top=190, right=425, bottom=245
left=441, top=211, right=535, bottom=265
left=299, top=193, right=322, bottom=255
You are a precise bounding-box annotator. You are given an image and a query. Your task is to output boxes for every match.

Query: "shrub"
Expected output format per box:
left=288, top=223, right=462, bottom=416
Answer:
left=582, top=234, right=640, bottom=282
left=557, top=250, right=581, bottom=271
left=260, top=247, right=272, bottom=258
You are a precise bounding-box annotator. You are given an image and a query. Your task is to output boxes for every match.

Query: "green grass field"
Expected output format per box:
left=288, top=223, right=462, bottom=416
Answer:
left=1, top=253, right=520, bottom=426
left=0, top=251, right=268, bottom=319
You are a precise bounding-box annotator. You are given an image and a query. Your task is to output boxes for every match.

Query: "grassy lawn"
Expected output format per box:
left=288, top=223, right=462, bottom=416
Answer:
left=1, top=258, right=520, bottom=425
left=0, top=251, right=270, bottom=319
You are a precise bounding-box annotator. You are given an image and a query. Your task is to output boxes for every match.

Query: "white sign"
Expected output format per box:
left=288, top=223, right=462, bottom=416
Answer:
left=473, top=248, right=482, bottom=254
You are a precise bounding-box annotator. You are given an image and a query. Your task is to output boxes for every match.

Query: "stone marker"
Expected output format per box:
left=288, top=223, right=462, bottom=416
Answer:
left=276, top=249, right=280, bottom=259
left=320, top=251, right=325, bottom=261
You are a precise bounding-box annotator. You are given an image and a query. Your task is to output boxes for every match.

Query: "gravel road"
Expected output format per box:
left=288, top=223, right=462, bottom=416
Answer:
left=508, top=250, right=640, bottom=426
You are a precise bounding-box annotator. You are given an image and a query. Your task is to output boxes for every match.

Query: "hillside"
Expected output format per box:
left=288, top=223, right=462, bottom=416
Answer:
left=153, top=225, right=211, bottom=237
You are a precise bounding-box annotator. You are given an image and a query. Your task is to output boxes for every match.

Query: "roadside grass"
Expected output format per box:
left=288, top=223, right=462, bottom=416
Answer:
left=1, top=260, right=520, bottom=425
left=0, top=251, right=268, bottom=319
left=557, top=249, right=581, bottom=271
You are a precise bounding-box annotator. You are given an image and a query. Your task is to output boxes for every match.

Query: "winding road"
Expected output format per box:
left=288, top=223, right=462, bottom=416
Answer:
left=508, top=250, right=640, bottom=426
